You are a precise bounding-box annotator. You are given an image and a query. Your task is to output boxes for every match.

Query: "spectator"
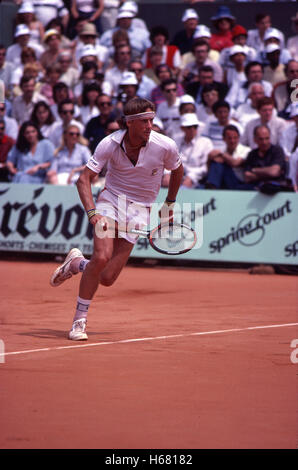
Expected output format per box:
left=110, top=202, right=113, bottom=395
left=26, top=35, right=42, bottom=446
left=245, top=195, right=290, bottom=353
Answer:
left=224, top=45, right=247, bottom=88
left=287, top=12, right=298, bottom=61
left=118, top=1, right=149, bottom=33
left=129, top=59, right=155, bottom=100
left=80, top=81, right=101, bottom=126
left=171, top=8, right=199, bottom=55
left=202, top=100, right=243, bottom=151
left=186, top=64, right=228, bottom=106
left=272, top=60, right=298, bottom=118
left=11, top=75, right=47, bottom=125
left=196, top=84, right=220, bottom=124
left=11, top=47, right=43, bottom=95
left=181, top=25, right=219, bottom=68
left=46, top=17, right=75, bottom=52
left=50, top=82, right=80, bottom=120
left=241, top=97, right=288, bottom=149
left=247, top=13, right=285, bottom=53
left=256, top=28, right=292, bottom=67
left=16, top=2, right=45, bottom=47
left=262, top=44, right=287, bottom=86
left=40, top=28, right=64, bottom=70
left=176, top=113, right=213, bottom=188
left=74, top=22, right=108, bottom=70
left=242, top=125, right=288, bottom=192
left=6, top=120, right=55, bottom=183
left=204, top=124, right=251, bottom=190
left=233, top=82, right=266, bottom=128
left=104, top=44, right=132, bottom=99
left=143, top=26, right=182, bottom=78
left=6, top=24, right=43, bottom=68
left=47, top=99, right=83, bottom=149
left=280, top=102, right=298, bottom=159
left=115, top=71, right=139, bottom=115
left=30, top=100, right=57, bottom=139
left=57, top=51, right=80, bottom=90
left=32, top=0, right=69, bottom=31
left=288, top=148, right=298, bottom=192
left=84, top=93, right=117, bottom=153
left=181, top=39, right=223, bottom=86
left=209, top=6, right=235, bottom=52
left=70, top=0, right=104, bottom=35
left=143, top=46, right=164, bottom=84
left=47, top=122, right=91, bottom=185
left=156, top=78, right=183, bottom=139
left=101, top=0, right=120, bottom=33
left=219, top=25, right=256, bottom=72
left=0, top=102, right=19, bottom=141
left=0, top=45, right=14, bottom=99
left=40, top=63, right=63, bottom=105
left=150, top=64, right=185, bottom=109
left=226, top=61, right=273, bottom=109
left=0, top=119, right=15, bottom=182
left=99, top=9, right=150, bottom=58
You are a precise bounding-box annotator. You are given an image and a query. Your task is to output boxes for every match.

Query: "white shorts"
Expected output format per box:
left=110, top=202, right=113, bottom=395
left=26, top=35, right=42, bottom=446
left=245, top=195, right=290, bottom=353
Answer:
left=96, top=188, right=151, bottom=244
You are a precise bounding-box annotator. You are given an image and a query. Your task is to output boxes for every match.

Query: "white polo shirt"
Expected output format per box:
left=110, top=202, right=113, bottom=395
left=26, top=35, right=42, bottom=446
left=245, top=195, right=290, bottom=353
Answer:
left=87, top=129, right=182, bottom=205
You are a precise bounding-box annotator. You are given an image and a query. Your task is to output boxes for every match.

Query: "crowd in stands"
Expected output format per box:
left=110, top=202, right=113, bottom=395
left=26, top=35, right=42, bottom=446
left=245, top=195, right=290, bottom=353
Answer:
left=0, top=1, right=298, bottom=193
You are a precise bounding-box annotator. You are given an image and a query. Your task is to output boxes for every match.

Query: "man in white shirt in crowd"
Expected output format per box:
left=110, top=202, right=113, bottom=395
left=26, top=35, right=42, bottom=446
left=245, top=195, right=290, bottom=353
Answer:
left=233, top=82, right=265, bottom=128
left=6, top=24, right=44, bottom=68
left=280, top=102, right=298, bottom=159
left=32, top=0, right=69, bottom=30
left=226, top=61, right=272, bottom=109
left=205, top=124, right=251, bottom=189
left=11, top=75, right=47, bottom=125
left=162, top=113, right=213, bottom=188
left=247, top=13, right=285, bottom=53
left=156, top=78, right=183, bottom=140
left=129, top=59, right=156, bottom=100
left=241, top=96, right=288, bottom=149
left=104, top=44, right=132, bottom=99
left=202, top=100, right=243, bottom=151
left=182, top=38, right=223, bottom=85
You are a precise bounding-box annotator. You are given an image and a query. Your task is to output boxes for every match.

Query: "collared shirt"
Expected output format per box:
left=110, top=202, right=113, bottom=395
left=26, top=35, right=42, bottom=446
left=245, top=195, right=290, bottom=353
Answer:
left=202, top=119, right=243, bottom=151
left=50, top=143, right=91, bottom=174
left=280, top=123, right=298, bottom=158
left=156, top=97, right=182, bottom=140
left=86, top=129, right=182, bottom=205
left=247, top=28, right=285, bottom=52
left=241, top=116, right=288, bottom=149
left=178, top=133, right=213, bottom=184
left=226, top=79, right=273, bottom=109
left=244, top=144, right=287, bottom=178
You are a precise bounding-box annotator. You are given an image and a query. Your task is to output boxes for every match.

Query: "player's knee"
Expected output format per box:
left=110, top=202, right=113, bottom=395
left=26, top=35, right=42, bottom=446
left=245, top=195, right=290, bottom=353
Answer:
left=90, top=252, right=111, bottom=272
left=100, top=272, right=117, bottom=287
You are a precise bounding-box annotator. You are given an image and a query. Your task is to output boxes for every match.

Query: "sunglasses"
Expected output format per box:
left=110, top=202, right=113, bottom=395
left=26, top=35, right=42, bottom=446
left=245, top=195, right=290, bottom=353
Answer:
left=68, top=132, right=80, bottom=136
left=62, top=109, right=74, bottom=115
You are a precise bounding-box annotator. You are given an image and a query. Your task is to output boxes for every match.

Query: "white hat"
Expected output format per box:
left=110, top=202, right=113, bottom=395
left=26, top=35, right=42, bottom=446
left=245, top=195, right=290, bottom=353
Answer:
left=80, top=44, right=98, bottom=59
left=69, top=119, right=84, bottom=134
left=182, top=8, right=199, bottom=23
left=229, top=45, right=247, bottom=57
left=290, top=101, right=298, bottom=118
left=193, top=25, right=211, bottom=39
left=14, top=24, right=31, bottom=37
left=120, top=71, right=138, bottom=86
left=264, top=27, right=281, bottom=42
left=117, top=10, right=134, bottom=20
left=119, top=1, right=138, bottom=16
left=180, top=113, right=200, bottom=127
left=44, top=28, right=61, bottom=42
left=180, top=94, right=195, bottom=105
left=153, top=116, right=164, bottom=130
left=18, top=2, right=35, bottom=14
left=265, top=43, right=280, bottom=54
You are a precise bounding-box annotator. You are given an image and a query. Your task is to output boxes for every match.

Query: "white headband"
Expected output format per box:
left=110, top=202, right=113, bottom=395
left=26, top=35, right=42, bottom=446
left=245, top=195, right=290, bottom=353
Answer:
left=125, top=111, right=155, bottom=122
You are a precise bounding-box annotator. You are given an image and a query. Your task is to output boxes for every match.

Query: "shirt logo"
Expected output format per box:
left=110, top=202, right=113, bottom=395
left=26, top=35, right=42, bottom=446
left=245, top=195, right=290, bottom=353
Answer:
left=151, top=168, right=158, bottom=176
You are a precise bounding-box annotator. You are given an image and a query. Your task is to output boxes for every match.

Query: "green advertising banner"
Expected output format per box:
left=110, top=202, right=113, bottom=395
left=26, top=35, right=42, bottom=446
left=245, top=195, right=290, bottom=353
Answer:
left=0, top=183, right=297, bottom=265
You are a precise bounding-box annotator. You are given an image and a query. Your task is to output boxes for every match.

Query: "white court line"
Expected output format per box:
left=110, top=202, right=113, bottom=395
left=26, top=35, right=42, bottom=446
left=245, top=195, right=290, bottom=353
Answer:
left=0, top=322, right=298, bottom=360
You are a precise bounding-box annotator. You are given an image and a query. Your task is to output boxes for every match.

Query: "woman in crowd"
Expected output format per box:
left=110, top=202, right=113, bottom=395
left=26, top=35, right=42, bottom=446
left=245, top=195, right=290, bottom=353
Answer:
left=30, top=101, right=57, bottom=139
left=47, top=123, right=91, bottom=185
left=80, top=81, right=101, bottom=126
left=6, top=120, right=55, bottom=183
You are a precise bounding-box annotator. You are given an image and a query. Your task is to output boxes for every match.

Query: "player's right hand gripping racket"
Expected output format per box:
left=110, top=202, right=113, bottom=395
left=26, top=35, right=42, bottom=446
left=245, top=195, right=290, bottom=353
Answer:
left=129, top=222, right=197, bottom=255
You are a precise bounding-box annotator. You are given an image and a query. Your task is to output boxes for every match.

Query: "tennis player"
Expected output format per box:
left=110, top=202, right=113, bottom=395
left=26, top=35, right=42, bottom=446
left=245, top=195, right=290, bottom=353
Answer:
left=50, top=98, right=184, bottom=340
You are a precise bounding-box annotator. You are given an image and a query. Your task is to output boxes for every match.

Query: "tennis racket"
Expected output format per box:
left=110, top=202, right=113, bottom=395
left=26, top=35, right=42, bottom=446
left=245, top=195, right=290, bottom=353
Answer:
left=129, top=222, right=197, bottom=255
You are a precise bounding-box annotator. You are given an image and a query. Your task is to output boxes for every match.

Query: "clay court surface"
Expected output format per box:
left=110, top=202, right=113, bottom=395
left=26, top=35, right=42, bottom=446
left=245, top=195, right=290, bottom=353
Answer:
left=0, top=259, right=297, bottom=450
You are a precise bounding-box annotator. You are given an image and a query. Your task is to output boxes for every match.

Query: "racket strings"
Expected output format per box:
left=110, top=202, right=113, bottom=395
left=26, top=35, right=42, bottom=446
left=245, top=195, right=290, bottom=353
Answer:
left=151, top=224, right=196, bottom=254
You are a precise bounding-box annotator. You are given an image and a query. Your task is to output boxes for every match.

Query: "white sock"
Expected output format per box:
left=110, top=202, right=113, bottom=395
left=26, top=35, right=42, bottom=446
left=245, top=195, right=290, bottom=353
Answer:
left=73, top=296, right=91, bottom=323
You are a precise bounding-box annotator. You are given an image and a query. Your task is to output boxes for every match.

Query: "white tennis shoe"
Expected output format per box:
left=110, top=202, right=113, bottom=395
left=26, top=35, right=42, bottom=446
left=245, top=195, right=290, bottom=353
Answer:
left=50, top=248, right=83, bottom=287
left=68, top=319, right=88, bottom=341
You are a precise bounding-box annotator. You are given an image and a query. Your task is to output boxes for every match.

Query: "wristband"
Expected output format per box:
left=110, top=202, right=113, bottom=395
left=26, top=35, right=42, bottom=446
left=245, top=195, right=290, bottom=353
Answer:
left=165, top=197, right=176, bottom=204
left=87, top=208, right=100, bottom=220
